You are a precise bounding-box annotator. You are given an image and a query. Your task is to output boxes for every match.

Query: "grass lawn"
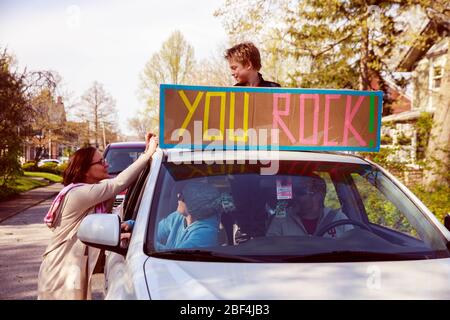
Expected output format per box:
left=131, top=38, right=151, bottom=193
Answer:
left=24, top=171, right=63, bottom=183
left=0, top=176, right=49, bottom=201
left=10, top=176, right=49, bottom=191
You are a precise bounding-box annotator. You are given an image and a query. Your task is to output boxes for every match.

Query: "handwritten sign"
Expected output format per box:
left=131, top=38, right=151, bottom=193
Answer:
left=160, top=84, right=382, bottom=151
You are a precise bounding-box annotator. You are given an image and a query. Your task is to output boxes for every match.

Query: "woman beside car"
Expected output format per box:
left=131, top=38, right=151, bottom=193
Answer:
left=37, top=133, right=158, bottom=300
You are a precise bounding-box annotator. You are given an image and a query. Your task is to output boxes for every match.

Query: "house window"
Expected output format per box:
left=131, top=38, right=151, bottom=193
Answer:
left=432, top=65, right=443, bottom=89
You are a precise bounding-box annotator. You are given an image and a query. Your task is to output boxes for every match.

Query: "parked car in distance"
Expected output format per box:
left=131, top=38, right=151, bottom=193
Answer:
left=103, top=141, right=146, bottom=207
left=38, top=158, right=61, bottom=167
left=78, top=149, right=450, bottom=299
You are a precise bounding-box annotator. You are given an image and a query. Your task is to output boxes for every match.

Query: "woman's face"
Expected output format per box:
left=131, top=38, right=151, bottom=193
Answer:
left=176, top=196, right=189, bottom=217
left=84, top=151, right=110, bottom=183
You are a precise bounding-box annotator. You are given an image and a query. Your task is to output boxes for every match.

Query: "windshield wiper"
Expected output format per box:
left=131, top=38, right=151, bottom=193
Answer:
left=283, top=250, right=430, bottom=262
left=150, top=249, right=262, bottom=262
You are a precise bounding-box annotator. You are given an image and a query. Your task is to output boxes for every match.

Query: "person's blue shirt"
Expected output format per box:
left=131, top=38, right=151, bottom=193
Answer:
left=156, top=211, right=219, bottom=250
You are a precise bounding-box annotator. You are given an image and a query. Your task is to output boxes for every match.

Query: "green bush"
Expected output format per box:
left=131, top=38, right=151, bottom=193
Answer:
left=0, top=147, right=22, bottom=186
left=411, top=184, right=450, bottom=223
left=359, top=147, right=404, bottom=171
left=416, top=112, right=433, bottom=161
left=21, top=162, right=37, bottom=171
left=38, top=162, right=60, bottom=175
left=21, top=161, right=66, bottom=176
left=56, top=162, right=68, bottom=175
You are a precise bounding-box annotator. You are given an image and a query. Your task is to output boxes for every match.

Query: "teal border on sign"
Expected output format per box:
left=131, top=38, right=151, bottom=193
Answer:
left=159, top=84, right=383, bottom=152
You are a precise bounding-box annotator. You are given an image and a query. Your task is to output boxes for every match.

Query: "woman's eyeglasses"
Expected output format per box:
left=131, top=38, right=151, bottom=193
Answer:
left=90, top=158, right=107, bottom=166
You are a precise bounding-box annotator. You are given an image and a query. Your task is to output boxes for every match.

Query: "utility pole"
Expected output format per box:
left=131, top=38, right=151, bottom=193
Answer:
left=48, top=129, right=52, bottom=159
left=102, top=121, right=106, bottom=150
left=86, top=120, right=90, bottom=146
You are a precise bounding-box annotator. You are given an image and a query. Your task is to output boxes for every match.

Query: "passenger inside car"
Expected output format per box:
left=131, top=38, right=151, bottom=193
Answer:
left=156, top=182, right=222, bottom=249
left=266, top=174, right=353, bottom=238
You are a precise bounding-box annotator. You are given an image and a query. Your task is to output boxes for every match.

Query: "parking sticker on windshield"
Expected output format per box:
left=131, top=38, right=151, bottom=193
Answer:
left=276, top=178, right=292, bottom=200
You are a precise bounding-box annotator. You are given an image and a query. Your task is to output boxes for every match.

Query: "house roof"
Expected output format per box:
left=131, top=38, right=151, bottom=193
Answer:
left=398, top=20, right=440, bottom=71
left=382, top=109, right=434, bottom=123
left=397, top=11, right=450, bottom=71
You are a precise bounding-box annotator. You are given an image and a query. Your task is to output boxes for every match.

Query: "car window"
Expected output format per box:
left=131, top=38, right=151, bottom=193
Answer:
left=352, top=173, right=418, bottom=239
left=105, top=148, right=144, bottom=174
left=146, top=160, right=449, bottom=263
left=318, top=172, right=341, bottom=211
left=123, top=164, right=151, bottom=221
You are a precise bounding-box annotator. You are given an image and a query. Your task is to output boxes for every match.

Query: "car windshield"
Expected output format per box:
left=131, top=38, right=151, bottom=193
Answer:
left=105, top=148, right=144, bottom=174
left=146, top=160, right=449, bottom=262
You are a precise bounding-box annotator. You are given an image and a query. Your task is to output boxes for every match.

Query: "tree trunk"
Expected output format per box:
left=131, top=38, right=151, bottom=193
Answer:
left=423, top=38, right=450, bottom=190
left=94, top=106, right=98, bottom=148
left=359, top=17, right=370, bottom=90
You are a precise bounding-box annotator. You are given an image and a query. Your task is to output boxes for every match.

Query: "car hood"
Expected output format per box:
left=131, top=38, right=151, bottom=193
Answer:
left=144, top=257, right=450, bottom=299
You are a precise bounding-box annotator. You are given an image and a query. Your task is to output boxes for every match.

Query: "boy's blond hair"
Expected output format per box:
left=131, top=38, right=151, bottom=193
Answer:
left=224, top=42, right=262, bottom=71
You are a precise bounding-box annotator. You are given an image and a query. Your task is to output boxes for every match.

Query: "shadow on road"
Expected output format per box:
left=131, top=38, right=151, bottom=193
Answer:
left=0, top=243, right=46, bottom=299
left=0, top=199, right=104, bottom=300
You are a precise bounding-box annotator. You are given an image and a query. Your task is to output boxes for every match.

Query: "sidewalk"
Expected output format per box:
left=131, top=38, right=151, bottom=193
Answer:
left=0, top=183, right=63, bottom=223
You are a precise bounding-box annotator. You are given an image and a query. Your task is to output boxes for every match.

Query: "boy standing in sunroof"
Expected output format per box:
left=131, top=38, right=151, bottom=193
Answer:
left=224, top=42, right=281, bottom=87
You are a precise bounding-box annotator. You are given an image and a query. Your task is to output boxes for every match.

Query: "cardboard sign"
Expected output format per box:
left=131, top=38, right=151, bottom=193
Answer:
left=160, top=84, right=382, bottom=151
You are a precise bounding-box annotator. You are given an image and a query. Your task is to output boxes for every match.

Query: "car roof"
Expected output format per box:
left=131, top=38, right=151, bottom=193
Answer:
left=106, top=141, right=146, bottom=148
left=162, top=149, right=369, bottom=165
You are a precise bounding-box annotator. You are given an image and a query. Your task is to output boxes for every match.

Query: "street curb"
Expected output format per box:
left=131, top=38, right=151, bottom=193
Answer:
left=0, top=189, right=60, bottom=224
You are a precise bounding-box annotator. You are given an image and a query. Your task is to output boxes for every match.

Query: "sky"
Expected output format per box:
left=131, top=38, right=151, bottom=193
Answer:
left=0, top=0, right=228, bottom=136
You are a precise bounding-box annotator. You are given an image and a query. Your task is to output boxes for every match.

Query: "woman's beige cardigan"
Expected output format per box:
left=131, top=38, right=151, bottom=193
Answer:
left=37, top=151, right=151, bottom=300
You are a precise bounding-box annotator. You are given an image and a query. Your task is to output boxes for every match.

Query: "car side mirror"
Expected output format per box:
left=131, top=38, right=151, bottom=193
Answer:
left=445, top=214, right=450, bottom=232
left=78, top=214, right=127, bottom=255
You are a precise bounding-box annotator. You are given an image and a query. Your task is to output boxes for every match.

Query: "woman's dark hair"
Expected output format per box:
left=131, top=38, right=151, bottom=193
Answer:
left=63, top=147, right=97, bottom=186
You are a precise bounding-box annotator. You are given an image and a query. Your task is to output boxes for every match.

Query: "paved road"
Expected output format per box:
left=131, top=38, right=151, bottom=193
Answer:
left=0, top=183, right=63, bottom=223
left=0, top=198, right=105, bottom=300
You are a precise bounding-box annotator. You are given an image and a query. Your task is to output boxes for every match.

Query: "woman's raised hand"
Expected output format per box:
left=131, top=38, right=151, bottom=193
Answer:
left=145, top=132, right=159, bottom=155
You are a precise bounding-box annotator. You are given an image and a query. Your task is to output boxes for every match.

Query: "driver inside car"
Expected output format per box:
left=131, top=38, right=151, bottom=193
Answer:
left=266, top=174, right=353, bottom=238
left=156, top=182, right=222, bottom=250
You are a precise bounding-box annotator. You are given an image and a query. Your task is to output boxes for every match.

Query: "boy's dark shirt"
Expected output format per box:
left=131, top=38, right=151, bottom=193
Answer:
left=234, top=72, right=281, bottom=87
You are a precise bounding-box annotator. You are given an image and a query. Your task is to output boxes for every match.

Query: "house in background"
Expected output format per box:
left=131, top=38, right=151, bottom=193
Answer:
left=381, top=17, right=449, bottom=164
left=22, top=96, right=75, bottom=162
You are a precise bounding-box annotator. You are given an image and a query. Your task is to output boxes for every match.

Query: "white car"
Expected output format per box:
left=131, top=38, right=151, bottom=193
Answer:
left=78, top=149, right=450, bottom=299
left=38, top=158, right=61, bottom=167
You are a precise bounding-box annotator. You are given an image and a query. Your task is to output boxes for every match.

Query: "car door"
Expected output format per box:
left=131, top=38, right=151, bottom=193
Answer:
left=104, top=164, right=151, bottom=295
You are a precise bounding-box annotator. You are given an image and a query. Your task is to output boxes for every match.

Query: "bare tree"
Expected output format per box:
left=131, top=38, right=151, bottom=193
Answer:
left=28, top=89, right=66, bottom=161
left=189, top=44, right=234, bottom=87
left=139, top=31, right=196, bottom=108
left=79, top=81, right=118, bottom=149
left=127, top=108, right=159, bottom=139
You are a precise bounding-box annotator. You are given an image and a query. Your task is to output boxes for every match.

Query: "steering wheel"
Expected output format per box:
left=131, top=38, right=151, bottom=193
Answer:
left=314, top=219, right=372, bottom=237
